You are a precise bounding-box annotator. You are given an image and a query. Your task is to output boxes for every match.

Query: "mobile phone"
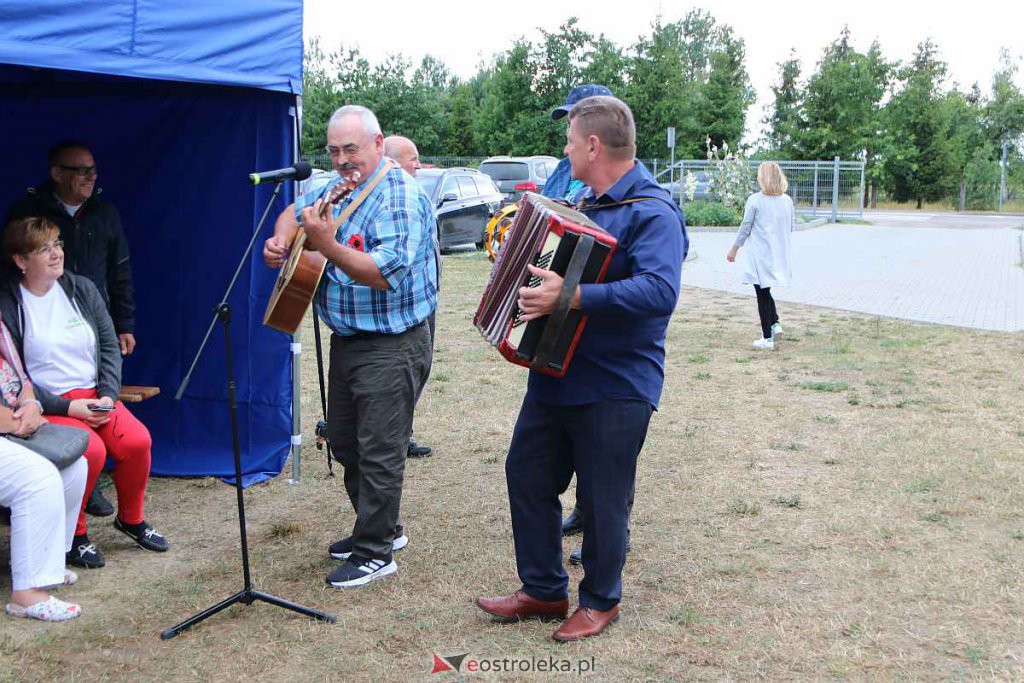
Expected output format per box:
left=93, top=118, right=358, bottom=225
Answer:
left=87, top=404, right=116, bottom=412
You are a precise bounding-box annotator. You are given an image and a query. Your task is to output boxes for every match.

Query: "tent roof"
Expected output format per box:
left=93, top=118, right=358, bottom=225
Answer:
left=0, top=0, right=303, bottom=94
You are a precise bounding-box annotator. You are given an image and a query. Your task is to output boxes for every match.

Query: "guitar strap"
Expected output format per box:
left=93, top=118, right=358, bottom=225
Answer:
left=330, top=158, right=397, bottom=232
left=313, top=158, right=396, bottom=474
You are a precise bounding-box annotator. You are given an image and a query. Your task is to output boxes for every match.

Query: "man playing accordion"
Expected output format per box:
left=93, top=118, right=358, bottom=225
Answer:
left=476, top=96, right=688, bottom=641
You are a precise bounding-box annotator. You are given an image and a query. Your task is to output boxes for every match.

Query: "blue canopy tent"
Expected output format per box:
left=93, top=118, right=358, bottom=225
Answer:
left=0, top=1, right=304, bottom=483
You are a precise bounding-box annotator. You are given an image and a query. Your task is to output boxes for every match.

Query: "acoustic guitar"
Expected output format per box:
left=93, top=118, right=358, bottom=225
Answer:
left=263, top=174, right=360, bottom=334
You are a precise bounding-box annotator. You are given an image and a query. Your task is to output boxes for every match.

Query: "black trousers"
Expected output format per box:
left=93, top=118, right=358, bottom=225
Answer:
left=505, top=393, right=652, bottom=611
left=327, top=324, right=432, bottom=559
left=754, top=284, right=779, bottom=339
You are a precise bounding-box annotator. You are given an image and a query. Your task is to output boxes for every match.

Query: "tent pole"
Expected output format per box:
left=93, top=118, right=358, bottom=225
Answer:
left=288, top=332, right=302, bottom=483
left=287, top=100, right=303, bottom=484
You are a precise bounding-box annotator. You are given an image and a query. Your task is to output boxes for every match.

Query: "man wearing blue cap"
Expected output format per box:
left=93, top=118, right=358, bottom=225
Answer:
left=543, top=84, right=612, bottom=203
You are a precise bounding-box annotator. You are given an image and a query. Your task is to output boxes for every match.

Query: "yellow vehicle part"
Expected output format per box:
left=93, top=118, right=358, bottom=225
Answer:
left=484, top=203, right=518, bottom=262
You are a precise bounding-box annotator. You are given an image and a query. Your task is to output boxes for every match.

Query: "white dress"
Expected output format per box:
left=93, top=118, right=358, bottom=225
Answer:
left=734, top=192, right=795, bottom=288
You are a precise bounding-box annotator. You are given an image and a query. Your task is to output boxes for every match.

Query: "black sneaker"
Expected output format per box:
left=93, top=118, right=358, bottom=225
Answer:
left=568, top=539, right=630, bottom=566
left=329, top=526, right=408, bottom=560
left=407, top=440, right=433, bottom=459
left=84, top=487, right=114, bottom=517
left=113, top=518, right=169, bottom=552
left=66, top=535, right=105, bottom=569
left=327, top=554, right=397, bottom=588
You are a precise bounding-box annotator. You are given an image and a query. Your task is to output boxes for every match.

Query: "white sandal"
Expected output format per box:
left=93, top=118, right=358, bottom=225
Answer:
left=5, top=596, right=81, bottom=622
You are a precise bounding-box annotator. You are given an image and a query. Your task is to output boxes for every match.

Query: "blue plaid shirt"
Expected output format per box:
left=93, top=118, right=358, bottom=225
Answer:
left=295, top=159, right=438, bottom=336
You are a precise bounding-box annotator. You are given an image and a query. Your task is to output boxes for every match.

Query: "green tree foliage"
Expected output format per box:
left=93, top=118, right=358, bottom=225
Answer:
left=764, top=51, right=802, bottom=158
left=627, top=11, right=753, bottom=158
left=799, top=28, right=890, bottom=161
left=881, top=40, right=958, bottom=207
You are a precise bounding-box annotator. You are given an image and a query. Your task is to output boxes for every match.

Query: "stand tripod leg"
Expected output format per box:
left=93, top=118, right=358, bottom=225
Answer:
left=160, top=590, right=250, bottom=640
left=162, top=302, right=336, bottom=639
left=251, top=591, right=336, bottom=622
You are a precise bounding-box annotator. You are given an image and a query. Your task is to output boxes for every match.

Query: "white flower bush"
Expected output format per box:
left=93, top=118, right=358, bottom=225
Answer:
left=705, top=137, right=754, bottom=211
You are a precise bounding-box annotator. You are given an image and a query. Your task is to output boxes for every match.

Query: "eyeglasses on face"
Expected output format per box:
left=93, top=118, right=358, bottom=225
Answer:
left=324, top=144, right=363, bottom=158
left=32, top=239, right=64, bottom=256
left=58, top=165, right=98, bottom=177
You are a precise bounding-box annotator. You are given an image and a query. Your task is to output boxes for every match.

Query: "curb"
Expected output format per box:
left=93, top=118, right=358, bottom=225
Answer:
left=687, top=217, right=829, bottom=234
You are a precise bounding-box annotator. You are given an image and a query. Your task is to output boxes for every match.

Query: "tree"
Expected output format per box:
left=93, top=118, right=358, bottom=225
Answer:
left=626, top=11, right=752, bottom=159
left=580, top=36, right=628, bottom=91
left=474, top=41, right=548, bottom=155
left=881, top=39, right=958, bottom=207
left=764, top=51, right=802, bottom=158
left=799, top=28, right=890, bottom=161
left=696, top=26, right=755, bottom=153
left=445, top=84, right=478, bottom=156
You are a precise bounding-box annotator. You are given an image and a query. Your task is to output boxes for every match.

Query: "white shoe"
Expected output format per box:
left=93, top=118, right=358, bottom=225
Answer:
left=5, top=596, right=81, bottom=622
left=752, top=337, right=775, bottom=351
left=771, top=322, right=784, bottom=338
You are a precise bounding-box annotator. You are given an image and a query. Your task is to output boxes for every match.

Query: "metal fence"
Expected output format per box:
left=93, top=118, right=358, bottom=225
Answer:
left=301, top=153, right=866, bottom=220
left=645, top=157, right=866, bottom=221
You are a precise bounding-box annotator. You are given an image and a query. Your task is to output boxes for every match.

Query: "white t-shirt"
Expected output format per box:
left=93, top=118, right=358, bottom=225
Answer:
left=20, top=284, right=97, bottom=395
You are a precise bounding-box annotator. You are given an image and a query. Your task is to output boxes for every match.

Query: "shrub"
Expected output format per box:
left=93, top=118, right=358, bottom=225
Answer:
left=682, top=200, right=742, bottom=227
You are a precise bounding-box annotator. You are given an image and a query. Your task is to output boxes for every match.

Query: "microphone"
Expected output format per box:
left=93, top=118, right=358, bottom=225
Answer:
left=249, top=161, right=313, bottom=185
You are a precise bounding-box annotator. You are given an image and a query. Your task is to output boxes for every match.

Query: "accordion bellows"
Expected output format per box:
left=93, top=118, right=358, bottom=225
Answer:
left=474, top=192, right=618, bottom=377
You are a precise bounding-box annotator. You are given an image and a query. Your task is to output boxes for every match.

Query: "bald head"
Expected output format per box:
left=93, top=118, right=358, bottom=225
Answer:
left=383, top=135, right=421, bottom=177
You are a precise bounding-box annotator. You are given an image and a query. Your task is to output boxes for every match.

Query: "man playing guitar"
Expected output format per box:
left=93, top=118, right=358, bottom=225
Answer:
left=263, top=105, right=437, bottom=588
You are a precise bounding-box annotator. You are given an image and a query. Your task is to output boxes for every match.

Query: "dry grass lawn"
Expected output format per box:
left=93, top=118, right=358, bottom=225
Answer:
left=2, top=250, right=1023, bottom=681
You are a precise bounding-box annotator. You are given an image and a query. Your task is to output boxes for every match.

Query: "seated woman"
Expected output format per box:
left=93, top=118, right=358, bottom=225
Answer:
left=0, top=312, right=85, bottom=621
left=0, top=217, right=169, bottom=569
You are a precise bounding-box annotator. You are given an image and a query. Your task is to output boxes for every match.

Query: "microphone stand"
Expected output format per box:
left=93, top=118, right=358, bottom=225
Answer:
left=163, top=180, right=334, bottom=640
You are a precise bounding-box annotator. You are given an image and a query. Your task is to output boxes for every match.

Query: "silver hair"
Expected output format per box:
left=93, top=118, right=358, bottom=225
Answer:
left=329, top=105, right=382, bottom=137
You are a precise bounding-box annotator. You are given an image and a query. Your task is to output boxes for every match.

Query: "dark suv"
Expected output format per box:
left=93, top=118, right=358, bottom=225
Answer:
left=416, top=168, right=503, bottom=250
left=478, top=156, right=560, bottom=202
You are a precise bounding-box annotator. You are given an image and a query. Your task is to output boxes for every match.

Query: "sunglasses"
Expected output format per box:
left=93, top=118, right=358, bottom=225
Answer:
left=58, top=165, right=98, bottom=177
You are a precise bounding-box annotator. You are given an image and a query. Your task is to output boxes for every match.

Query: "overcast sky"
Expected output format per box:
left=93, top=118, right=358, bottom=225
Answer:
left=304, top=0, right=1023, bottom=144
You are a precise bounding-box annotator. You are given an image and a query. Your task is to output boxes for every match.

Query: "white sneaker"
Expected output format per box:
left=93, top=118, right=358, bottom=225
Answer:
left=771, top=322, right=784, bottom=338
left=752, top=337, right=775, bottom=351
left=327, top=556, right=398, bottom=588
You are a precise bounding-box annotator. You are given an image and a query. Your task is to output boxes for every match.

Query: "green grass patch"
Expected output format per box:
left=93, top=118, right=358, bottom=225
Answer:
left=728, top=499, right=762, bottom=516
left=802, top=380, right=849, bottom=393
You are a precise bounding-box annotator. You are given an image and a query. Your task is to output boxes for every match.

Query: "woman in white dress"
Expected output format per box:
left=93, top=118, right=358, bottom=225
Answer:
left=726, top=162, right=794, bottom=350
left=0, top=314, right=86, bottom=622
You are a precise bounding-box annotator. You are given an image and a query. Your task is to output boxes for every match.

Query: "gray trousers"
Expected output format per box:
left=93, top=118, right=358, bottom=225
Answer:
left=328, top=323, right=432, bottom=559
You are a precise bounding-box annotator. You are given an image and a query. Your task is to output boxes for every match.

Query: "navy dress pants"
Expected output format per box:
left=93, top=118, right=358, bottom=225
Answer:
left=505, top=392, right=652, bottom=611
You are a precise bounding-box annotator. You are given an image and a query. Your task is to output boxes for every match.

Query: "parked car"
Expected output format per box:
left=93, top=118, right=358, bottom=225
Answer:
left=416, top=167, right=503, bottom=250
left=478, top=155, right=560, bottom=202
left=658, top=170, right=713, bottom=203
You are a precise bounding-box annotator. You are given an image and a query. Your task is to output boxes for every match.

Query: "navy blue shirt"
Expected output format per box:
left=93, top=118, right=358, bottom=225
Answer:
left=528, top=162, right=688, bottom=409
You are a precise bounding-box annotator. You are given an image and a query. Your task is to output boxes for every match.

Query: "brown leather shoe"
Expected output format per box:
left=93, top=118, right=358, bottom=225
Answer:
left=552, top=605, right=621, bottom=642
left=475, top=590, right=569, bottom=623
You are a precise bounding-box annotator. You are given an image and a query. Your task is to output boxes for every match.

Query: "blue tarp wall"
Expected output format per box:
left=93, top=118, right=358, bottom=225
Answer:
left=0, top=1, right=304, bottom=482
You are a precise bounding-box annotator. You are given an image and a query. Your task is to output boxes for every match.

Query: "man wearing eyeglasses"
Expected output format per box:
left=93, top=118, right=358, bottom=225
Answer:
left=263, top=106, right=437, bottom=589
left=6, top=141, right=138, bottom=519
left=7, top=142, right=136, bottom=357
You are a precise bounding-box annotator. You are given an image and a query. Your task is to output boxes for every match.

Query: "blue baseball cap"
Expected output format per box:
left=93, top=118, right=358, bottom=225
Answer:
left=550, top=83, right=614, bottom=120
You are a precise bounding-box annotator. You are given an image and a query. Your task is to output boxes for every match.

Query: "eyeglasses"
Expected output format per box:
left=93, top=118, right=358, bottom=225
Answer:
left=58, top=165, right=98, bottom=177
left=32, top=239, right=64, bottom=257
left=324, top=144, right=363, bottom=158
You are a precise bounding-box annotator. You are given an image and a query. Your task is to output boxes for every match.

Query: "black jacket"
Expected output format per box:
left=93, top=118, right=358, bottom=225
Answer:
left=6, top=181, right=135, bottom=334
left=0, top=272, right=122, bottom=416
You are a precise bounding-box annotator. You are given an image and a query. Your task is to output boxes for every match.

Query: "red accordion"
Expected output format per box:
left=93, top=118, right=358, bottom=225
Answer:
left=474, top=192, right=617, bottom=377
